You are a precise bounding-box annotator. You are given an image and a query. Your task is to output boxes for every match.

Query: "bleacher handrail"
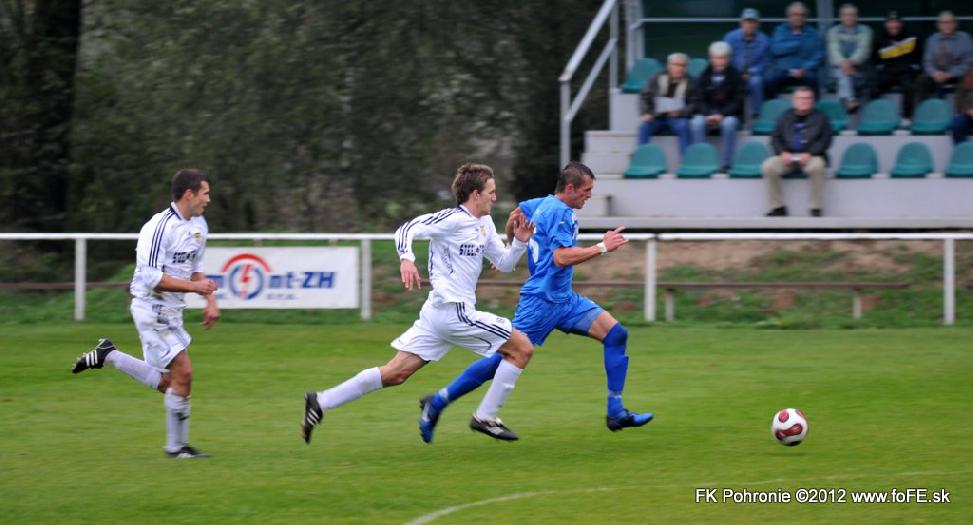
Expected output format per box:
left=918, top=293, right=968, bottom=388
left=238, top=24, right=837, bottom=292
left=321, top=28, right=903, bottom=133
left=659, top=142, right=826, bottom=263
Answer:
left=559, top=0, right=622, bottom=167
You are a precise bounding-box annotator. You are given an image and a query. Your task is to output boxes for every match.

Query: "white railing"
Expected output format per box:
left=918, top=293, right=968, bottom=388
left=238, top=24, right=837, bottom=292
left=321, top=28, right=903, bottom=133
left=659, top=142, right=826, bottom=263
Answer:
left=0, top=232, right=968, bottom=325
left=559, top=0, right=622, bottom=167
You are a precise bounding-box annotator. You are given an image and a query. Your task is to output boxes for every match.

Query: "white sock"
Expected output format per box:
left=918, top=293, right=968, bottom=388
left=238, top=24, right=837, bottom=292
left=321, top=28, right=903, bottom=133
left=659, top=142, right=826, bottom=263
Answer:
left=317, top=367, right=383, bottom=410
left=164, top=388, right=191, bottom=452
left=474, top=359, right=523, bottom=421
left=105, top=351, right=161, bottom=389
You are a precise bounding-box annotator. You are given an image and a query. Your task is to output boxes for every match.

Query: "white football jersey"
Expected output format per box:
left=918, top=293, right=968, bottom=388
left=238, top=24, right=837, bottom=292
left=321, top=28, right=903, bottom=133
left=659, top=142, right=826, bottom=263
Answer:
left=130, top=203, right=208, bottom=310
left=395, top=205, right=526, bottom=306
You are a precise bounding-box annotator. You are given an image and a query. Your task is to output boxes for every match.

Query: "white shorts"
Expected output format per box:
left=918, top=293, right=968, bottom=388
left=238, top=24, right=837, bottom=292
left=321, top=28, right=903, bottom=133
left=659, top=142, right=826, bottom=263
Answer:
left=391, top=300, right=512, bottom=362
left=130, top=300, right=191, bottom=371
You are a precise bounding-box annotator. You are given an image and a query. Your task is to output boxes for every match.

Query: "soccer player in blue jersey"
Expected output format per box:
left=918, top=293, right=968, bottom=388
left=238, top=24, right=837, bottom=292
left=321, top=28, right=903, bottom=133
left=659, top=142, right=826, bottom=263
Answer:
left=419, top=161, right=653, bottom=442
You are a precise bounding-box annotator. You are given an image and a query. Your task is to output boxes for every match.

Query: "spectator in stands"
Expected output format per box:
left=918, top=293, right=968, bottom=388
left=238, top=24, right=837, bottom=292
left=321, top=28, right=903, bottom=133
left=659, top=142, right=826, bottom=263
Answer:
left=951, top=71, right=973, bottom=144
left=827, top=4, right=872, bottom=113
left=872, top=11, right=922, bottom=118
left=724, top=8, right=770, bottom=118
left=761, top=86, right=832, bottom=217
left=690, top=42, right=745, bottom=172
left=638, top=53, right=698, bottom=157
left=916, top=11, right=973, bottom=105
left=766, top=2, right=825, bottom=99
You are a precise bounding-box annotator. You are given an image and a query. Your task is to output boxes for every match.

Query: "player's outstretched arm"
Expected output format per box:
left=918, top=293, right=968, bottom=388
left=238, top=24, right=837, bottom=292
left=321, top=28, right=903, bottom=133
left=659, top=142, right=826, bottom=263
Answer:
left=489, top=212, right=534, bottom=272
left=552, top=226, right=628, bottom=268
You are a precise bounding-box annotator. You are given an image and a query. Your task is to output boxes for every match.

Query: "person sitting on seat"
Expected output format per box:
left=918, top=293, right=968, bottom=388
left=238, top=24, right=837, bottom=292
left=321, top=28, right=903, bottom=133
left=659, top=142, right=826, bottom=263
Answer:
left=916, top=11, right=973, bottom=106
left=724, top=8, right=770, bottom=118
left=872, top=11, right=923, bottom=118
left=638, top=53, right=699, bottom=157
left=690, top=41, right=746, bottom=172
left=827, top=3, right=872, bottom=113
left=761, top=86, right=833, bottom=217
left=766, top=2, right=825, bottom=99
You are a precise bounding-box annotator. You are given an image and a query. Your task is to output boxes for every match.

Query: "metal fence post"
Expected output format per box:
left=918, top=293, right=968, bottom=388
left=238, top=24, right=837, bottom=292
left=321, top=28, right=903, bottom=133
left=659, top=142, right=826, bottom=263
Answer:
left=944, top=238, right=955, bottom=326
left=74, top=238, right=87, bottom=321
left=644, top=239, right=656, bottom=321
left=361, top=239, right=372, bottom=320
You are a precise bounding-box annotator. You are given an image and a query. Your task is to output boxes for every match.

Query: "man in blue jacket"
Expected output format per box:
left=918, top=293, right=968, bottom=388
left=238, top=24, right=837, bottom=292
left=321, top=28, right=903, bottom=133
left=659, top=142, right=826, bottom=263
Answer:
left=725, top=8, right=770, bottom=118
left=766, top=2, right=825, bottom=99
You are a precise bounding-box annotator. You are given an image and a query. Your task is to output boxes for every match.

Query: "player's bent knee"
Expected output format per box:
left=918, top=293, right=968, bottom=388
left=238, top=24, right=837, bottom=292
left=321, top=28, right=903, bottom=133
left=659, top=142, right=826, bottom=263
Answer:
left=603, top=323, right=628, bottom=347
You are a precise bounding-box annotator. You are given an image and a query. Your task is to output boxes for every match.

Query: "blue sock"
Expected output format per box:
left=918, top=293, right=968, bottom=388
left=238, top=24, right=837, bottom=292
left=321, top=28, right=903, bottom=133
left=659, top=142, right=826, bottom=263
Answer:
left=603, top=323, right=629, bottom=417
left=431, top=353, right=503, bottom=411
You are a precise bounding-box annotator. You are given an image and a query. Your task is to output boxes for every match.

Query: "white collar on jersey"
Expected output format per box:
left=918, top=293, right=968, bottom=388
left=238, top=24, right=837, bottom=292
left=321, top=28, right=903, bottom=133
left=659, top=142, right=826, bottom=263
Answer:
left=458, top=204, right=477, bottom=218
left=169, top=202, right=188, bottom=221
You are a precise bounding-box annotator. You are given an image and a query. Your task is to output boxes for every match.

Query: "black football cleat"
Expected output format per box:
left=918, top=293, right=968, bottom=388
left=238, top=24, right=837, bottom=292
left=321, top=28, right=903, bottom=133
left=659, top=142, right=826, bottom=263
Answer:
left=72, top=338, right=116, bottom=374
left=469, top=415, right=519, bottom=441
left=606, top=409, right=654, bottom=432
left=301, top=392, right=323, bottom=444
left=165, top=445, right=210, bottom=459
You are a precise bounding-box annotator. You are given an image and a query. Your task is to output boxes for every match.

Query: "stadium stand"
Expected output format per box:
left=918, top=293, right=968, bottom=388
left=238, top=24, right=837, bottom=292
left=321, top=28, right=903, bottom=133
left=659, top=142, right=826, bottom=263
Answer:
left=945, top=141, right=973, bottom=177
left=891, top=142, right=935, bottom=177
left=728, top=142, right=771, bottom=178
left=624, top=144, right=667, bottom=178
left=687, top=57, right=708, bottom=79
left=750, top=99, right=789, bottom=135
left=910, top=99, right=953, bottom=135
left=676, top=143, right=720, bottom=178
left=856, top=99, right=901, bottom=135
left=815, top=98, right=849, bottom=132
left=621, top=58, right=663, bottom=94
left=835, top=143, right=879, bottom=178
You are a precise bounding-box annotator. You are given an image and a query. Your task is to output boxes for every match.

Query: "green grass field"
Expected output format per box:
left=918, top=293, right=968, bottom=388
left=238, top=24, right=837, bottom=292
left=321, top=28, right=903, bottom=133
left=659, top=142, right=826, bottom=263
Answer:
left=2, top=323, right=971, bottom=524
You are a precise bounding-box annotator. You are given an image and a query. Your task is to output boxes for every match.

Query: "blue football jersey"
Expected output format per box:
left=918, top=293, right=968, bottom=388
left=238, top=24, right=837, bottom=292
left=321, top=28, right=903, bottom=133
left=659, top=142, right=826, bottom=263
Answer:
left=519, top=195, right=579, bottom=302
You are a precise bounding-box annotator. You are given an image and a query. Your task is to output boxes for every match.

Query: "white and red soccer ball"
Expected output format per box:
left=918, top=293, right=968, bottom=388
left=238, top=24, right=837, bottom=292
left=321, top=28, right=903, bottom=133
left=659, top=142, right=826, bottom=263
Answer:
left=771, top=408, right=808, bottom=446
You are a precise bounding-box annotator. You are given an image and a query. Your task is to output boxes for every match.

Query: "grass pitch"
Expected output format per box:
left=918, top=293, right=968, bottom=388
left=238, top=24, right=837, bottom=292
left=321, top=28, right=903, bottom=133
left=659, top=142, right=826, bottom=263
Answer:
left=1, top=323, right=970, bottom=524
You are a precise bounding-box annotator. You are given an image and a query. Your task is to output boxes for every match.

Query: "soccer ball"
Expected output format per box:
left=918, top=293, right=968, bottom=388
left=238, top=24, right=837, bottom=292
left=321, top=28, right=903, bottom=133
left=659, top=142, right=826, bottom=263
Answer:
left=771, top=408, right=808, bottom=446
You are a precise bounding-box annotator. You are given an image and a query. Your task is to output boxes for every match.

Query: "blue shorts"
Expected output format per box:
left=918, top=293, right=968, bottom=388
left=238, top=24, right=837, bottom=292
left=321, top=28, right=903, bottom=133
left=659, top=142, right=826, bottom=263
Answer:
left=512, top=292, right=604, bottom=346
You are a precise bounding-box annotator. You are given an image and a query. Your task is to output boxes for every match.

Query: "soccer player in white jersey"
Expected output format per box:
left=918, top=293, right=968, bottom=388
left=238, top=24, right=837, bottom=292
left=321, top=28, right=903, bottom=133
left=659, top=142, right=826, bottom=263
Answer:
left=72, top=169, right=220, bottom=459
left=301, top=163, right=535, bottom=444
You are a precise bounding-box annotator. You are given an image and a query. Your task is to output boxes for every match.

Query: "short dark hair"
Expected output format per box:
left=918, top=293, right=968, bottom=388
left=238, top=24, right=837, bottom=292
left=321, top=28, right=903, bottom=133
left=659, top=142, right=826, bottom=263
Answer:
left=171, top=169, right=208, bottom=202
left=793, top=85, right=815, bottom=98
left=452, top=163, right=494, bottom=205
left=555, top=162, right=595, bottom=193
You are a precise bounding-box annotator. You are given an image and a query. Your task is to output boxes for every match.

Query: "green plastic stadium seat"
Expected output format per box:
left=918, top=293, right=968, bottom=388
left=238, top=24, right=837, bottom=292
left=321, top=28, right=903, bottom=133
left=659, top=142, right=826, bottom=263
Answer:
left=729, top=142, right=771, bottom=178
left=677, top=143, right=719, bottom=178
left=945, top=141, right=973, bottom=177
left=751, top=99, right=789, bottom=135
left=687, top=57, right=708, bottom=79
left=911, top=99, right=952, bottom=135
left=621, top=58, right=663, bottom=94
left=815, top=99, right=849, bottom=132
left=835, top=143, right=878, bottom=178
left=624, top=144, right=667, bottom=178
left=891, top=142, right=934, bottom=178
left=856, top=99, right=900, bottom=135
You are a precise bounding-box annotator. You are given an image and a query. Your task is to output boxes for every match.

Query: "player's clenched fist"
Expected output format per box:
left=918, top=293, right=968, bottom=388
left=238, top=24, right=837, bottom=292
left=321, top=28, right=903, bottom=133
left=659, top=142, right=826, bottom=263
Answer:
left=602, top=226, right=629, bottom=252
left=194, top=279, right=218, bottom=295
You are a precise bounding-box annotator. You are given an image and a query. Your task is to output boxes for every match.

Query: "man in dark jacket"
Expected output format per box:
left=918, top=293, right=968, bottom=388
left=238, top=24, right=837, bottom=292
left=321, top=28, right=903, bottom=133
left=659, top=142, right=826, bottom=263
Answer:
left=873, top=11, right=922, bottom=117
left=761, top=86, right=833, bottom=217
left=638, top=53, right=699, bottom=157
left=690, top=41, right=746, bottom=172
left=951, top=71, right=973, bottom=144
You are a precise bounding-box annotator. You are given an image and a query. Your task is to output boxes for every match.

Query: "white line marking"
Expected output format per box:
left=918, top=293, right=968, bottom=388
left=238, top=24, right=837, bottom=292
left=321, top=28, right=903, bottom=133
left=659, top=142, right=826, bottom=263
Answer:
left=403, top=469, right=972, bottom=524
